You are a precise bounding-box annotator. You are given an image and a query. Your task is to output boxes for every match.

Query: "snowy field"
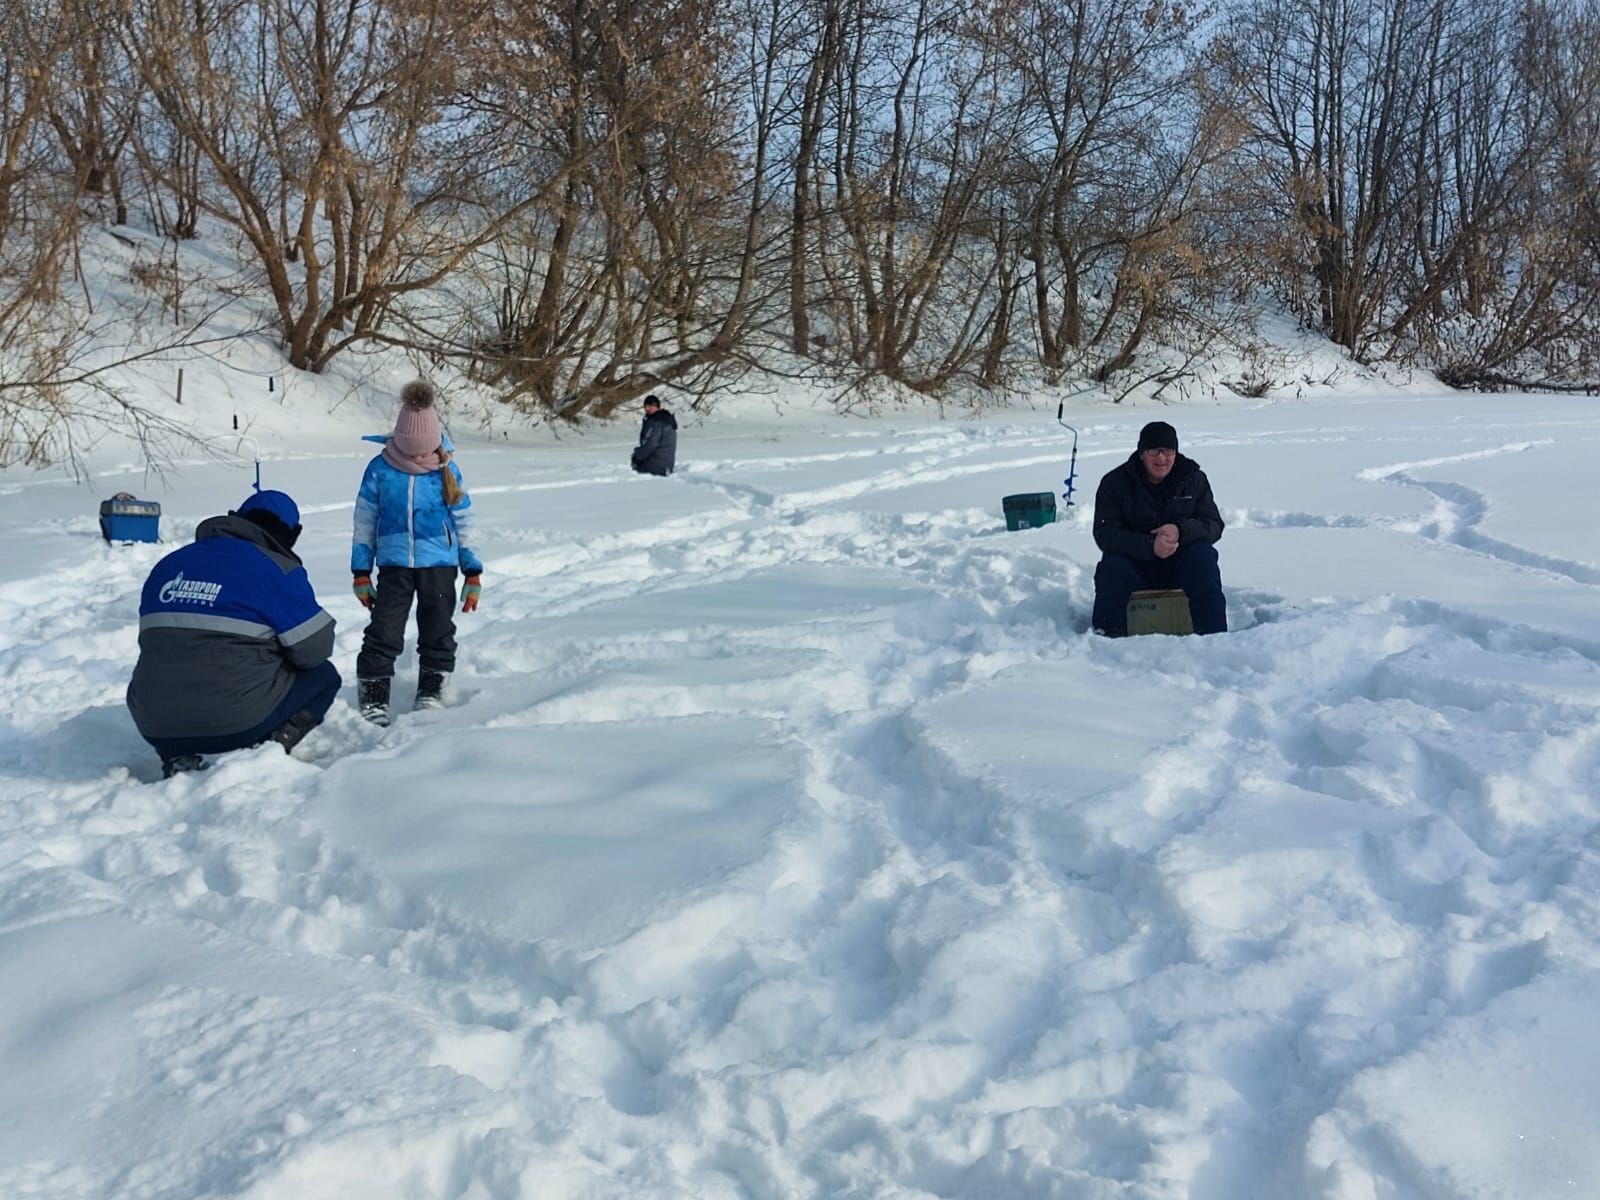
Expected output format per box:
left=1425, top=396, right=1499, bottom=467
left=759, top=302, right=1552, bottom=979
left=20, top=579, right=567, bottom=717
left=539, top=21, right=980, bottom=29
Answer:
left=2, top=382, right=1599, bottom=1199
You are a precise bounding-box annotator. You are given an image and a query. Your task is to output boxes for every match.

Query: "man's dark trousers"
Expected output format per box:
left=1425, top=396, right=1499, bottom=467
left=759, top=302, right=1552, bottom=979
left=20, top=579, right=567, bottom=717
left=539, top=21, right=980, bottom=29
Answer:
left=1092, top=542, right=1227, bottom=636
left=146, top=660, right=342, bottom=758
left=357, top=565, right=458, bottom=678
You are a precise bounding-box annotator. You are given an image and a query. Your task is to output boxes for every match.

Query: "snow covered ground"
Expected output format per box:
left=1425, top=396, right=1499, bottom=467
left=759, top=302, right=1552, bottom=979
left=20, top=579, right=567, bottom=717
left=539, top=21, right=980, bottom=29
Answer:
left=2, top=378, right=1599, bottom=1199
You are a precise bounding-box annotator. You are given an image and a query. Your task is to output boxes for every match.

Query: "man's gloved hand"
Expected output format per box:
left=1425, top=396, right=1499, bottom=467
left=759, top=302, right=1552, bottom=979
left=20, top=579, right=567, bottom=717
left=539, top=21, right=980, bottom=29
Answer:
left=1152, top=524, right=1180, bottom=560
left=461, top=574, right=481, bottom=613
left=352, top=574, right=376, bottom=609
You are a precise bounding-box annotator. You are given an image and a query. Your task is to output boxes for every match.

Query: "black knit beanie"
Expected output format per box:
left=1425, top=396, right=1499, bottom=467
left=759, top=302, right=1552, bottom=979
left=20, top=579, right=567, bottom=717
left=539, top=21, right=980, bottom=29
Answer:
left=239, top=508, right=302, bottom=549
left=1137, top=421, right=1179, bottom=453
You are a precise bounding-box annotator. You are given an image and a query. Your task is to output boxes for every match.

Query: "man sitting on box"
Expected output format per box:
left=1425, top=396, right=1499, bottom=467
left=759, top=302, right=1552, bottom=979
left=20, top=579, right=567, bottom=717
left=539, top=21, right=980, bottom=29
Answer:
left=1090, top=421, right=1226, bottom=637
left=127, top=490, right=341, bottom=777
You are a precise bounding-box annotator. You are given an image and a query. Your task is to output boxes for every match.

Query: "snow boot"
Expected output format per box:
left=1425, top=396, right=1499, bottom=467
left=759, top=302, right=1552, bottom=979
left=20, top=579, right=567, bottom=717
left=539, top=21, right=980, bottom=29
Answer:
left=266, top=707, right=321, bottom=753
left=414, top=669, right=450, bottom=711
left=359, top=677, right=392, bottom=727
left=161, top=753, right=209, bottom=779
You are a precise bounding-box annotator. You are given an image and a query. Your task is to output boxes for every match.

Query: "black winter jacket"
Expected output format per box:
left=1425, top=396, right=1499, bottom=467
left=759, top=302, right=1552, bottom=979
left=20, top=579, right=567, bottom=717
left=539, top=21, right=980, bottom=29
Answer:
left=1092, top=451, right=1224, bottom=561
left=632, top=408, right=678, bottom=475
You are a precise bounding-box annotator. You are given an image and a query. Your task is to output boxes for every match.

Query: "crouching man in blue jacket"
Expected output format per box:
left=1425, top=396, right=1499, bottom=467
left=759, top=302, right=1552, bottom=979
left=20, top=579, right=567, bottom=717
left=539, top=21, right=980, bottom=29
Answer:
left=127, top=490, right=341, bottom=778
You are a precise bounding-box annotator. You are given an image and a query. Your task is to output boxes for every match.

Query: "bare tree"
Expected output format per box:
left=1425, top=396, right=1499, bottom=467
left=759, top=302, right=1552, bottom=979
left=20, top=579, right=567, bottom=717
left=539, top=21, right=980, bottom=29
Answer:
left=120, top=0, right=547, bottom=373
left=46, top=0, right=137, bottom=224
left=1, top=0, right=90, bottom=464
left=1216, top=0, right=1453, bottom=355
left=1003, top=0, right=1183, bottom=371
left=963, top=0, right=1246, bottom=390
left=784, top=0, right=1026, bottom=390
left=1432, top=0, right=1600, bottom=388
left=446, top=0, right=773, bottom=419
left=8, top=0, right=1596, bottom=444
left=771, top=0, right=850, bottom=358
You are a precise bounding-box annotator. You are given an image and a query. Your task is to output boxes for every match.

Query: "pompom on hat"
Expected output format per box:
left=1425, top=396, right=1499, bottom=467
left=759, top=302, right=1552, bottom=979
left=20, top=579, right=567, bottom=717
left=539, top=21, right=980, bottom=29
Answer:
left=391, top=379, right=442, bottom=456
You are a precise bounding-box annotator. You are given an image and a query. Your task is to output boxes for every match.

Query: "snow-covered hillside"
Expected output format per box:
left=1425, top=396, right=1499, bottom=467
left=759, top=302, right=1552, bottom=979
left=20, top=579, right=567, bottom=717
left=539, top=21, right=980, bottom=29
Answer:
left=2, top=371, right=1599, bottom=1198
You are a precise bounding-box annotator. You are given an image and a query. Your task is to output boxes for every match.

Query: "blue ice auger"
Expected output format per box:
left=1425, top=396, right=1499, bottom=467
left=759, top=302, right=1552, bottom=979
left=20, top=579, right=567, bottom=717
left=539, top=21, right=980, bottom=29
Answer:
left=200, top=429, right=266, bottom=492
left=1056, top=402, right=1079, bottom=507
left=229, top=433, right=263, bottom=492
left=226, top=409, right=263, bottom=491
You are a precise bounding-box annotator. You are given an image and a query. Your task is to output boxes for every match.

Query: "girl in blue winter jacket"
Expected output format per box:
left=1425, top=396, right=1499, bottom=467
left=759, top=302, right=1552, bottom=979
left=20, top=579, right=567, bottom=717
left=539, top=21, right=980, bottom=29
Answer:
left=352, top=379, right=483, bottom=724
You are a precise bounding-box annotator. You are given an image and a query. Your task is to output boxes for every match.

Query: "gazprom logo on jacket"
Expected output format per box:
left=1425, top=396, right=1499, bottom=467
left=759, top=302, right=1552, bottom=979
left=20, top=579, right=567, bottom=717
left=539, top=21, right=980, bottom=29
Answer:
left=158, top=572, right=223, bottom=606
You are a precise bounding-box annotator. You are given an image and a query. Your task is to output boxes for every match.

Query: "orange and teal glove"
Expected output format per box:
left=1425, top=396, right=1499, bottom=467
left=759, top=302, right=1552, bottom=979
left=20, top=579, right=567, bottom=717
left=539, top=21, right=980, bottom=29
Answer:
left=352, top=573, right=375, bottom=610
left=461, top=574, right=481, bottom=613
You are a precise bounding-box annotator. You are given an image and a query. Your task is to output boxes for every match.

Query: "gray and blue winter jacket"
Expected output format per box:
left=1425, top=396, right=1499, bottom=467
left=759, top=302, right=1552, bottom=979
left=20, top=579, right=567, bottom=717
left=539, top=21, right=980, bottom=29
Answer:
left=127, top=515, right=337, bottom=739
left=351, top=437, right=483, bottom=575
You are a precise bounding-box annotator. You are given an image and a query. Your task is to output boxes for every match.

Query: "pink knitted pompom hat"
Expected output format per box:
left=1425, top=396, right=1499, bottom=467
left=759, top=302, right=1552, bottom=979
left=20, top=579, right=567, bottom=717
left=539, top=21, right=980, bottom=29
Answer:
left=391, top=380, right=441, bottom=455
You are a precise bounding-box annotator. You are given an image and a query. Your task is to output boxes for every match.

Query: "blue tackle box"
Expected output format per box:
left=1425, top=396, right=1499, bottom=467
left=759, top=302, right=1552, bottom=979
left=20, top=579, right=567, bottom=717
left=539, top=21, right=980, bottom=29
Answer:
left=99, top=492, right=161, bottom=543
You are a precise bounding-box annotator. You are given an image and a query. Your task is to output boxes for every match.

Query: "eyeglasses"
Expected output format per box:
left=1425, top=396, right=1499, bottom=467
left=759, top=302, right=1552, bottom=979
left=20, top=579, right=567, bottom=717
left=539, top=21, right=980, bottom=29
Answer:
left=1142, top=447, right=1176, bottom=458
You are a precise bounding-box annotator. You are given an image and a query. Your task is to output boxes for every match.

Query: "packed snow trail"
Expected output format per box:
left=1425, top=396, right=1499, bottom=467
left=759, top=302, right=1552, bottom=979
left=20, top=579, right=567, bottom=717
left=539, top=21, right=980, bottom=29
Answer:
left=2, top=395, right=1599, bottom=1198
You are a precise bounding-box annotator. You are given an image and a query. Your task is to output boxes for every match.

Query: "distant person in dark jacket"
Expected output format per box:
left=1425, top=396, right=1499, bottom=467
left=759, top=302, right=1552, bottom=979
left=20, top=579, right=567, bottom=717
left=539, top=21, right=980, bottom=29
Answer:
left=1091, top=421, right=1226, bottom=636
left=127, top=490, right=341, bottom=777
left=631, top=394, right=677, bottom=476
